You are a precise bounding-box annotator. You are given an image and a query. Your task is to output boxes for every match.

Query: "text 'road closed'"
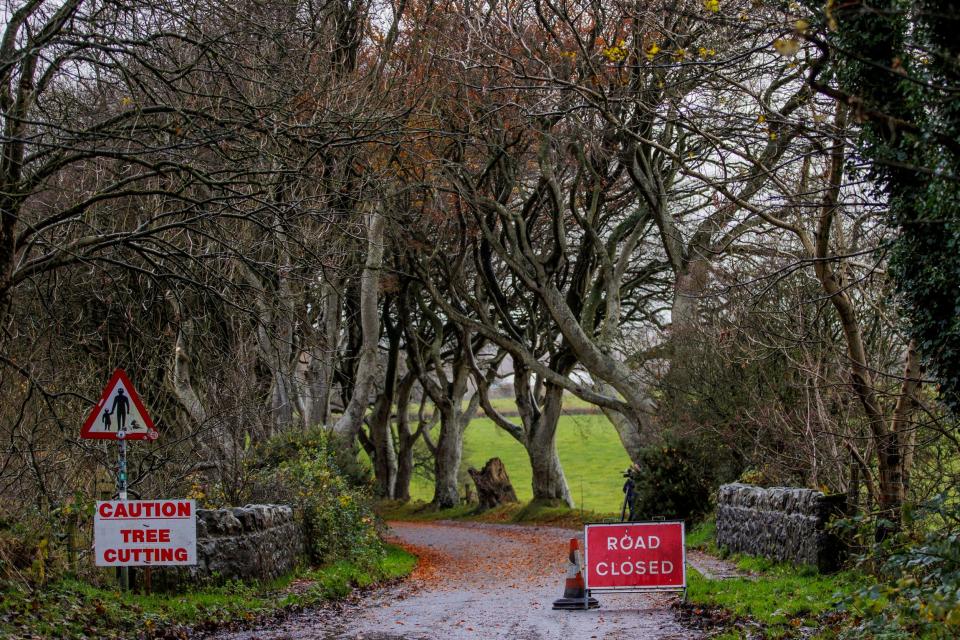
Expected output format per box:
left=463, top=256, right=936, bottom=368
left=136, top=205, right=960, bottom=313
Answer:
left=584, top=522, right=685, bottom=590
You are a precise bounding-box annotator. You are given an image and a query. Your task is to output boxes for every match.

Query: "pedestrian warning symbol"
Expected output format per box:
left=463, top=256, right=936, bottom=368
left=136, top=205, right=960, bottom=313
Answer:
left=81, top=369, right=158, bottom=441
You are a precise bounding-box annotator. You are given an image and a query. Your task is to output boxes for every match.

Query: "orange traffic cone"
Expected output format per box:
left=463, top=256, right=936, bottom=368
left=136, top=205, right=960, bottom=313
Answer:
left=552, top=538, right=599, bottom=610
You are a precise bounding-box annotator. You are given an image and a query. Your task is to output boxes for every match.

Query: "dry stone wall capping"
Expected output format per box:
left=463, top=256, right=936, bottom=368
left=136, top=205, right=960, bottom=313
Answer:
left=152, top=504, right=304, bottom=590
left=715, top=483, right=847, bottom=572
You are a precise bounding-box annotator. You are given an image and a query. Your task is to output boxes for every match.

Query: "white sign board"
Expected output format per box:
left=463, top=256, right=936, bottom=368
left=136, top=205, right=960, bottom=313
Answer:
left=94, top=500, right=197, bottom=566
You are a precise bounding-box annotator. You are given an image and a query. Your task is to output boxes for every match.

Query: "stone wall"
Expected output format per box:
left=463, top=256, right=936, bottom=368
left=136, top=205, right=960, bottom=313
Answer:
left=152, top=504, right=304, bottom=589
left=715, top=483, right=847, bottom=572
left=192, top=504, right=304, bottom=582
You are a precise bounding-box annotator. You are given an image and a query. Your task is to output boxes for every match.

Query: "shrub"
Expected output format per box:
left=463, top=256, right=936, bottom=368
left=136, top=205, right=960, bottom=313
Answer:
left=244, top=429, right=382, bottom=567
left=262, top=449, right=382, bottom=566
left=0, top=496, right=96, bottom=590
left=840, top=494, right=960, bottom=639
left=625, top=436, right=741, bottom=524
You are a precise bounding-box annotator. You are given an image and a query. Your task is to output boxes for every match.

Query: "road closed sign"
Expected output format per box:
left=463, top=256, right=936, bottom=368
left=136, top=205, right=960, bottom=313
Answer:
left=584, top=521, right=685, bottom=591
left=94, top=500, right=197, bottom=566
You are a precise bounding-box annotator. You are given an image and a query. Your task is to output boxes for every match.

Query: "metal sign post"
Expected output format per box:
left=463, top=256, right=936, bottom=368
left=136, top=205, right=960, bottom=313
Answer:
left=81, top=369, right=158, bottom=592
left=117, top=433, right=127, bottom=500
left=85, top=373, right=199, bottom=594
left=117, top=431, right=128, bottom=590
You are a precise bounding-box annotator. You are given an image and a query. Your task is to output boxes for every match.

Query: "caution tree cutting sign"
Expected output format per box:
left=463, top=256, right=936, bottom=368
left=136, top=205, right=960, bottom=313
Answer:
left=94, top=500, right=197, bottom=566
left=80, top=369, right=158, bottom=440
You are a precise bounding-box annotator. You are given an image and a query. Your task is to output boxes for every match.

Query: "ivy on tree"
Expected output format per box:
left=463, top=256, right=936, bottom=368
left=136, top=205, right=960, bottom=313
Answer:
left=814, top=0, right=960, bottom=411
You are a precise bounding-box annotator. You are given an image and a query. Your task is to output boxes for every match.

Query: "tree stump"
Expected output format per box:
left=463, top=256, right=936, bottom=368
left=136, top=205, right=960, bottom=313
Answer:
left=468, top=457, right=518, bottom=510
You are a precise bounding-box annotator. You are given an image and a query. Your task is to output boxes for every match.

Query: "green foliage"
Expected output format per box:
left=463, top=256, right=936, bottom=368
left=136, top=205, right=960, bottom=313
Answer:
left=823, top=0, right=960, bottom=412
left=249, top=425, right=334, bottom=470
left=686, top=518, right=718, bottom=553
left=287, top=452, right=382, bottom=567
left=0, top=518, right=45, bottom=587
left=656, top=310, right=820, bottom=490
left=284, top=543, right=416, bottom=601
left=244, top=429, right=383, bottom=567
left=198, top=427, right=383, bottom=568
left=377, top=500, right=482, bottom=523
left=0, top=496, right=96, bottom=589
left=839, top=495, right=960, bottom=638
left=684, top=523, right=870, bottom=638
left=512, top=500, right=582, bottom=523
left=626, top=437, right=741, bottom=524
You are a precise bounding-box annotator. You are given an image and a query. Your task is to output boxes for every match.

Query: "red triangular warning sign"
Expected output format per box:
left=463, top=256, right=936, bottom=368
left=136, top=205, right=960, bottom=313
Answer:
left=80, top=369, right=158, bottom=441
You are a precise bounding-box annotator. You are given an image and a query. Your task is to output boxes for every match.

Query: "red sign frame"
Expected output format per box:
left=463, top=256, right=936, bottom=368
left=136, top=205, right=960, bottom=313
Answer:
left=584, top=521, right=686, bottom=591
left=80, top=369, right=157, bottom=440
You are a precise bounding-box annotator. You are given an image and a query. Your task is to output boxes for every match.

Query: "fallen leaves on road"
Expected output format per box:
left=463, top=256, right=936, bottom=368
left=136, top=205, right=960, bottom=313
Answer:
left=386, top=522, right=570, bottom=593
left=385, top=537, right=443, bottom=585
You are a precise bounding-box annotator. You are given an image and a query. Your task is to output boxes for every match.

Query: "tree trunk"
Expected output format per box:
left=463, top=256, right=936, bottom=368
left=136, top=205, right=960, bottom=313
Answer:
left=671, top=268, right=703, bottom=337
left=169, top=316, right=207, bottom=428
left=370, top=409, right=399, bottom=498
left=272, top=274, right=298, bottom=433
left=794, top=106, right=921, bottom=540
left=594, top=380, right=647, bottom=464
left=875, top=430, right=904, bottom=541
left=432, top=403, right=464, bottom=509
left=332, top=206, right=384, bottom=476
left=430, top=364, right=486, bottom=509
left=468, top=457, right=518, bottom=510
left=477, top=358, right=575, bottom=507
left=369, top=310, right=401, bottom=497
left=269, top=369, right=296, bottom=434
left=301, top=280, right=340, bottom=428
left=415, top=328, right=487, bottom=509
left=847, top=452, right=860, bottom=516
left=539, top=282, right=652, bottom=433
left=241, top=259, right=299, bottom=437
left=517, top=372, right=573, bottom=506
left=320, top=279, right=342, bottom=424
left=528, top=436, right=570, bottom=505
left=166, top=296, right=227, bottom=463
left=392, top=372, right=418, bottom=501
left=300, top=348, right=325, bottom=429
left=0, top=198, right=16, bottom=318
left=894, top=341, right=922, bottom=502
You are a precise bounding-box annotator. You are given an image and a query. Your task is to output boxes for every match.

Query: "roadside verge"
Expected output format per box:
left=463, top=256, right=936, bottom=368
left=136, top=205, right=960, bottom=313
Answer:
left=0, top=544, right=416, bottom=639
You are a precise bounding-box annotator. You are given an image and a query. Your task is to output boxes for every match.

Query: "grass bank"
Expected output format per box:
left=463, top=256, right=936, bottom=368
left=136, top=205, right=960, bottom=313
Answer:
left=0, top=544, right=416, bottom=639
left=683, top=521, right=866, bottom=639
left=685, top=561, right=863, bottom=639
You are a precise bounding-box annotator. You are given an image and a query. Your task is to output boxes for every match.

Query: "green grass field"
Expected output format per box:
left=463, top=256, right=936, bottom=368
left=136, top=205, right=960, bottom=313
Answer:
left=408, top=411, right=632, bottom=514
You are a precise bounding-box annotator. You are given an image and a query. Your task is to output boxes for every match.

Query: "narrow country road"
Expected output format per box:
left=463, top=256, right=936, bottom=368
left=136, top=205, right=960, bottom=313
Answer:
left=213, top=520, right=699, bottom=640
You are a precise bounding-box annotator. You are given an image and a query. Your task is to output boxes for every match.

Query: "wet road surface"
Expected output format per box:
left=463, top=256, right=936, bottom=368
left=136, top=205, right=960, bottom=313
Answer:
left=212, top=520, right=699, bottom=640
